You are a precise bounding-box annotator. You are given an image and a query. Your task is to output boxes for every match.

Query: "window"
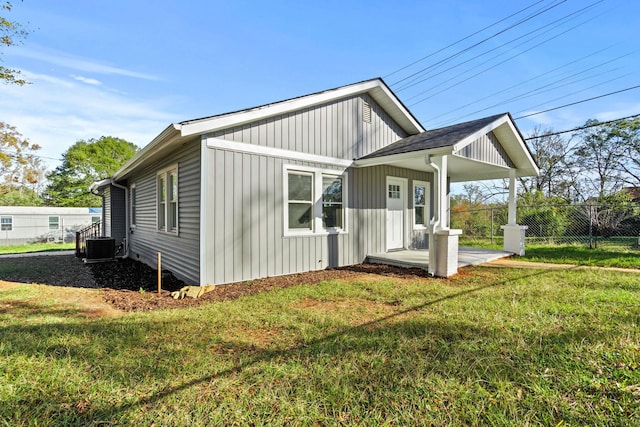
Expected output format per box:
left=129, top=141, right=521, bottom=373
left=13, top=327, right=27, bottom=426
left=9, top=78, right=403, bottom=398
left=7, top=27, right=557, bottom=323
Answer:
left=285, top=167, right=347, bottom=234
left=130, top=184, right=137, bottom=227
left=388, top=184, right=401, bottom=199
left=322, top=175, right=342, bottom=229
left=0, top=216, right=12, bottom=231
left=287, top=172, right=313, bottom=231
left=157, top=167, right=178, bottom=233
left=91, top=216, right=101, bottom=223
left=49, top=216, right=59, bottom=230
left=413, top=181, right=430, bottom=228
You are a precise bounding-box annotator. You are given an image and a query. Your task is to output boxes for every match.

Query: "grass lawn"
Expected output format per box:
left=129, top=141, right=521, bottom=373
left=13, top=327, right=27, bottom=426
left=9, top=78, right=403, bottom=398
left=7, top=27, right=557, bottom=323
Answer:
left=0, top=242, right=75, bottom=255
left=1, top=265, right=639, bottom=425
left=521, top=244, right=640, bottom=269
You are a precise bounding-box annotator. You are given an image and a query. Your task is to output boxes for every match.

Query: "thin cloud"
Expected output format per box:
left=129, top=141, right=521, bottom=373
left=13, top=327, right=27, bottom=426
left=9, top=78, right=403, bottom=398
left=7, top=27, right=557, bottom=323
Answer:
left=71, top=75, right=103, bottom=86
left=9, top=44, right=160, bottom=81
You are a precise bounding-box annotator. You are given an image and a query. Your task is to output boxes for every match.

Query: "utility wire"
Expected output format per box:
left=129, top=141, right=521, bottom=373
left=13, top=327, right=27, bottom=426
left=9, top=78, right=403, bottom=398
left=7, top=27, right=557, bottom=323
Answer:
left=399, top=0, right=602, bottom=95
left=384, top=0, right=547, bottom=79
left=426, top=46, right=629, bottom=124
left=390, top=0, right=567, bottom=87
left=514, top=85, right=640, bottom=119
left=522, top=113, right=640, bottom=140
left=409, top=10, right=604, bottom=112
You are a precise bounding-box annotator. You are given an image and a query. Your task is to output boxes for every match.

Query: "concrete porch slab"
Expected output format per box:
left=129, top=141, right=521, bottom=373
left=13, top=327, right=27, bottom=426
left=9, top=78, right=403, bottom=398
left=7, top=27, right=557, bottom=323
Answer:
left=365, top=246, right=513, bottom=271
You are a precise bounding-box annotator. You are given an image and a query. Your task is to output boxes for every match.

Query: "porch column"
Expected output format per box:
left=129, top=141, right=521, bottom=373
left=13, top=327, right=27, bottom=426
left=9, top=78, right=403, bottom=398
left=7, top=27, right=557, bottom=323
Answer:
left=429, top=154, right=462, bottom=277
left=501, top=169, right=528, bottom=256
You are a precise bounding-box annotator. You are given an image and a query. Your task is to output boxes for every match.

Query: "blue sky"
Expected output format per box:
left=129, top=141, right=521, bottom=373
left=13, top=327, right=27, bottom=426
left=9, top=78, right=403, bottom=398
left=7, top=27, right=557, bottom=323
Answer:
left=1, top=0, right=638, bottom=169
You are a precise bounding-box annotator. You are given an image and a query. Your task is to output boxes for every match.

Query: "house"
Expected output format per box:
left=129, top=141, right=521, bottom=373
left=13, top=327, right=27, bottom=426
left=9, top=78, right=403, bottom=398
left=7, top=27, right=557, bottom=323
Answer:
left=90, top=78, right=538, bottom=285
left=0, top=206, right=102, bottom=245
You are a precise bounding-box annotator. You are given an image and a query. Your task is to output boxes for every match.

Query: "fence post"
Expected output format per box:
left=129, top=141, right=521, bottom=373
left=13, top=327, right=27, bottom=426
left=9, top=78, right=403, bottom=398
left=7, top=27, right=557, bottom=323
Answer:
left=490, top=208, right=494, bottom=245
left=588, top=203, right=593, bottom=249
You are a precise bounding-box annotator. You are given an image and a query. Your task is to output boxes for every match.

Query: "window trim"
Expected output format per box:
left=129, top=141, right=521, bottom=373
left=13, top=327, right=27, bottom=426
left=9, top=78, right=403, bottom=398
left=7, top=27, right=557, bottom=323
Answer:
left=413, top=180, right=430, bottom=230
left=0, top=216, right=12, bottom=231
left=130, top=183, right=137, bottom=229
left=283, top=165, right=348, bottom=237
left=156, top=165, right=179, bottom=235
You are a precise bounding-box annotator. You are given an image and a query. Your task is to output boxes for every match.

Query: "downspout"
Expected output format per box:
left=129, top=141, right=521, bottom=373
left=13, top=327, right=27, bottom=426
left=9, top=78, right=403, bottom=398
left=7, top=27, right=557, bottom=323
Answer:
left=109, top=180, right=130, bottom=259
left=426, top=155, right=440, bottom=277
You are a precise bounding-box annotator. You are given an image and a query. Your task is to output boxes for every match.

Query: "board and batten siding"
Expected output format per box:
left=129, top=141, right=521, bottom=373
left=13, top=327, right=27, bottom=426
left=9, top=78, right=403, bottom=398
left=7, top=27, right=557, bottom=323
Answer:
left=210, top=94, right=408, bottom=160
left=201, top=145, right=433, bottom=286
left=124, top=140, right=201, bottom=285
left=456, top=131, right=514, bottom=168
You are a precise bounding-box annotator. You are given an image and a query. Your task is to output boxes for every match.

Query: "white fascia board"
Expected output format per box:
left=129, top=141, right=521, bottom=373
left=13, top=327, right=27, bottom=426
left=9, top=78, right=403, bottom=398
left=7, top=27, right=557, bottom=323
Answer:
left=113, top=124, right=182, bottom=180
left=207, top=137, right=354, bottom=168
left=182, top=79, right=423, bottom=137
left=89, top=178, right=113, bottom=193
left=370, top=84, right=425, bottom=134
left=451, top=114, right=509, bottom=152
left=354, top=147, right=453, bottom=168
left=503, top=118, right=540, bottom=176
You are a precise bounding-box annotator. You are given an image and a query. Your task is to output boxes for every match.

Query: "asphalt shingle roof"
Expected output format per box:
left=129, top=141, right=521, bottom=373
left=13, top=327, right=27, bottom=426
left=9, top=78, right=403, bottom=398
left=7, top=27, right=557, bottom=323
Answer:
left=359, top=113, right=507, bottom=160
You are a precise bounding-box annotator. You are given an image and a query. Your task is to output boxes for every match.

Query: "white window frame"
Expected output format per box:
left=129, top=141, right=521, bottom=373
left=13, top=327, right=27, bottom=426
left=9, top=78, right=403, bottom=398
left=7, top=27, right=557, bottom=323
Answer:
left=283, top=165, right=348, bottom=237
left=0, top=216, right=12, bottom=231
left=48, top=216, right=60, bottom=230
left=413, top=180, right=430, bottom=230
left=130, top=183, right=137, bottom=229
left=157, top=165, right=179, bottom=234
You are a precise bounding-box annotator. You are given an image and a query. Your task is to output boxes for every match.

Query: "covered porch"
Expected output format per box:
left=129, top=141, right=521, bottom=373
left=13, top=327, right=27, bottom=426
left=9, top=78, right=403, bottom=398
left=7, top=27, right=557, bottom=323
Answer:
left=355, top=113, right=539, bottom=277
left=365, top=247, right=513, bottom=271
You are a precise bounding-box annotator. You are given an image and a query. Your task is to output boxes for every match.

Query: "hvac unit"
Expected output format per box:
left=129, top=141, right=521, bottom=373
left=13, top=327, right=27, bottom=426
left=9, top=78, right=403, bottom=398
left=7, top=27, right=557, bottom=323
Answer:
left=85, top=237, right=115, bottom=261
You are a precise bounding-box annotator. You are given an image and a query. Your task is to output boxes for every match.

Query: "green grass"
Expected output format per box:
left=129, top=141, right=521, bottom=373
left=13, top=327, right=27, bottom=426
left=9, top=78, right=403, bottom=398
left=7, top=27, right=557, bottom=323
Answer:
left=522, top=244, right=640, bottom=269
left=0, top=242, right=75, bottom=255
left=1, top=266, right=639, bottom=425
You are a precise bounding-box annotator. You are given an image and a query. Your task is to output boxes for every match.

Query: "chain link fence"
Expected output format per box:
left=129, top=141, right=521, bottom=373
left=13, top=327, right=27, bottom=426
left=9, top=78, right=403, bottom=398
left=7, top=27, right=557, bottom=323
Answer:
left=451, top=202, right=640, bottom=250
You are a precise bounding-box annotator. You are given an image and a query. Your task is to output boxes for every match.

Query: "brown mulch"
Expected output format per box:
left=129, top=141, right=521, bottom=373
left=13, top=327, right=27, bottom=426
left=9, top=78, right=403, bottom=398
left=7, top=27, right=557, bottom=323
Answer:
left=0, top=254, right=433, bottom=313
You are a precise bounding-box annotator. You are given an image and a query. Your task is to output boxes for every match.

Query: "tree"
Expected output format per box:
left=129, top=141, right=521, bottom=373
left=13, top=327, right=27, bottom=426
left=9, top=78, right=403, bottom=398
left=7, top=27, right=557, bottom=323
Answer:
left=45, top=137, right=138, bottom=207
left=570, top=119, right=628, bottom=200
left=520, top=127, right=575, bottom=201
left=0, top=122, right=46, bottom=204
left=1, top=1, right=30, bottom=85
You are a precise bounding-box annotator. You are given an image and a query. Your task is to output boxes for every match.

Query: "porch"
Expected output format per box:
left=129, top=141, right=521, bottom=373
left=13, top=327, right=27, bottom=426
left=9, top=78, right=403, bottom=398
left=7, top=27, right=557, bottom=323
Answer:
left=365, top=247, right=513, bottom=271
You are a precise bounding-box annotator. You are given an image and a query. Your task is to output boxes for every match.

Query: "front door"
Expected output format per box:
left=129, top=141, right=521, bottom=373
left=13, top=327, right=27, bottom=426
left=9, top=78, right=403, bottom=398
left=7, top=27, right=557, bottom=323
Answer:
left=386, top=177, right=406, bottom=250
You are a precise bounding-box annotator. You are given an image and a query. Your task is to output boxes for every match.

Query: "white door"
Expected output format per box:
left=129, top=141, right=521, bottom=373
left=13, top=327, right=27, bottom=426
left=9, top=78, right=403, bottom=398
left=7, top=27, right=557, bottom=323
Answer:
left=386, top=177, right=406, bottom=250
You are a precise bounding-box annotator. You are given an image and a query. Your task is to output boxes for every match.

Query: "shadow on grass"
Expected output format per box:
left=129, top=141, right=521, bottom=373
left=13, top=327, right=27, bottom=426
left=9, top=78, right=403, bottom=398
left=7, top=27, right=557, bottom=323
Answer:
left=7, top=264, right=623, bottom=424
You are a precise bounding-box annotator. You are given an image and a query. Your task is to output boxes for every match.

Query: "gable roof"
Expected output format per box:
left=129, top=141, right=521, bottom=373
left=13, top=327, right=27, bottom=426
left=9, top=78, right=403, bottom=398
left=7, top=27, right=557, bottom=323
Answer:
left=359, top=113, right=506, bottom=160
left=111, top=78, right=425, bottom=181
left=355, top=113, right=539, bottom=181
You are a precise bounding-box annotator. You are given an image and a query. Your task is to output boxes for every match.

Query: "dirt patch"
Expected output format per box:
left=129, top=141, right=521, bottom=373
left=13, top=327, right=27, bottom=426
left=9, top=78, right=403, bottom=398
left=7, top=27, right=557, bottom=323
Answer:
left=0, top=254, right=436, bottom=314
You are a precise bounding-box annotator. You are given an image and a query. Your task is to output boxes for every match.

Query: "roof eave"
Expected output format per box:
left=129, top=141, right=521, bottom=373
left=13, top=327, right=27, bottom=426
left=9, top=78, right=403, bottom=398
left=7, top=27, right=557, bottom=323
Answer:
left=112, top=124, right=183, bottom=181
left=180, top=78, right=425, bottom=137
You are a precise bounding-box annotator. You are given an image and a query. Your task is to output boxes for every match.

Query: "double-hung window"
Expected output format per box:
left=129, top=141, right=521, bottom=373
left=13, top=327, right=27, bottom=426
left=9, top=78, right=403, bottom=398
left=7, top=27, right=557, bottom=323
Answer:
left=285, top=167, right=346, bottom=234
left=413, top=181, right=430, bottom=229
left=157, top=166, right=178, bottom=233
left=0, top=216, right=12, bottom=231
left=130, top=184, right=137, bottom=227
left=49, top=216, right=60, bottom=230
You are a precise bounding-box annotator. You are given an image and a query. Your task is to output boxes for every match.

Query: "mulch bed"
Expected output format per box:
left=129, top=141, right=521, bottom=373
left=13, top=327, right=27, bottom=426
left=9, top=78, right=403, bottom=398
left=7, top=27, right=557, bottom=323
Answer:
left=0, top=254, right=433, bottom=312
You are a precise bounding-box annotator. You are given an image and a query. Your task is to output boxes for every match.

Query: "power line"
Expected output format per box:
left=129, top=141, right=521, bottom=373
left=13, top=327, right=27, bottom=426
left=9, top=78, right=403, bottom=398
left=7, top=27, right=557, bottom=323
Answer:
left=522, top=113, right=640, bottom=140
left=409, top=9, right=603, bottom=110
left=384, top=0, right=548, bottom=79
left=514, top=85, right=640, bottom=119
left=399, top=0, right=602, bottom=95
left=390, top=0, right=567, bottom=87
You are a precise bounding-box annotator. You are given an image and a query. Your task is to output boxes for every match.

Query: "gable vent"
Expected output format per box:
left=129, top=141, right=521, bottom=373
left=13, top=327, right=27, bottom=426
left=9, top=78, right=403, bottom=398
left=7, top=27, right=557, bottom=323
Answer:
left=363, top=101, right=372, bottom=123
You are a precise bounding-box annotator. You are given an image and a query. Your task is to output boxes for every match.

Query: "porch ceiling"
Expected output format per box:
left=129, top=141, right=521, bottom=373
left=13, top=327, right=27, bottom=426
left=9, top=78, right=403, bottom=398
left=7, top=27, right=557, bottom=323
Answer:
left=363, top=152, right=513, bottom=183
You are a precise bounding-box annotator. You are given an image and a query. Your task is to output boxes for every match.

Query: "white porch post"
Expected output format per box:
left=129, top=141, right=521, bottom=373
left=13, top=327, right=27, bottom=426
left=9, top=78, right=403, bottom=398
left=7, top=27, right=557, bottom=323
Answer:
left=501, top=169, right=528, bottom=255
left=429, top=155, right=462, bottom=277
